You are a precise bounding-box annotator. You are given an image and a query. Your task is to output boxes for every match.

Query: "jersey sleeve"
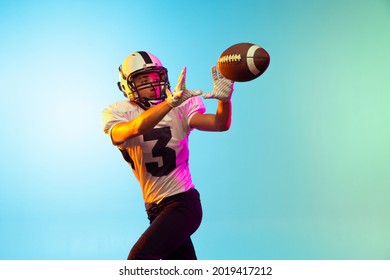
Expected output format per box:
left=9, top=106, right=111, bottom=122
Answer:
left=101, top=101, right=138, bottom=138
left=102, top=103, right=124, bottom=135
left=181, top=96, right=206, bottom=126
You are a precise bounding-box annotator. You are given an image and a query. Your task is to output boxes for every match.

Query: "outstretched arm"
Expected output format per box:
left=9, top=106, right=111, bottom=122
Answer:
left=190, top=66, right=234, bottom=132
left=111, top=100, right=172, bottom=144
left=111, top=67, right=202, bottom=144
left=190, top=100, right=231, bottom=131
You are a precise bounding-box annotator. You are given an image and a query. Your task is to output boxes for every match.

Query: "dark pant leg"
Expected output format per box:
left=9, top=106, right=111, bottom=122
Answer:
left=128, top=189, right=202, bottom=260
left=162, top=238, right=197, bottom=260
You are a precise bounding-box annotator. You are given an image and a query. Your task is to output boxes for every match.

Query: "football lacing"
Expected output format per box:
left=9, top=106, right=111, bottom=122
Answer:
left=218, top=54, right=242, bottom=63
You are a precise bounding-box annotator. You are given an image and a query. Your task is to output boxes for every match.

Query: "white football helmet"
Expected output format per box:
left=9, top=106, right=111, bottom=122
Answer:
left=118, top=51, right=170, bottom=110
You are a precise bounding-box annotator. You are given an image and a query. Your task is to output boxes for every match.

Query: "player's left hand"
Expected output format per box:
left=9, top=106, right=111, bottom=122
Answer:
left=203, top=66, right=234, bottom=102
left=167, top=67, right=203, bottom=108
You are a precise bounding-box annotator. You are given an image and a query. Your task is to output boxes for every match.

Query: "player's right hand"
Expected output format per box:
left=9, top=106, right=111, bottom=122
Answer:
left=167, top=67, right=203, bottom=108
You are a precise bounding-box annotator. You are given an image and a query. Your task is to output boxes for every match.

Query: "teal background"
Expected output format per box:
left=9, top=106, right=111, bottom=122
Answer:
left=1, top=0, right=389, bottom=259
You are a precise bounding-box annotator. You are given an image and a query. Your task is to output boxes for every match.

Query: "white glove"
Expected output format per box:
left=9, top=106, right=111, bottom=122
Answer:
left=203, top=66, right=234, bottom=102
left=167, top=67, right=203, bottom=108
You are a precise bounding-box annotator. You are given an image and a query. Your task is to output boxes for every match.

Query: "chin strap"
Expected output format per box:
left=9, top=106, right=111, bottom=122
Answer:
left=133, top=98, right=165, bottom=111
left=133, top=99, right=151, bottom=111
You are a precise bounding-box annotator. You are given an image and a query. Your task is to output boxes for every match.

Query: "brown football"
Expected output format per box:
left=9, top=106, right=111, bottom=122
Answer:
left=217, top=42, right=270, bottom=82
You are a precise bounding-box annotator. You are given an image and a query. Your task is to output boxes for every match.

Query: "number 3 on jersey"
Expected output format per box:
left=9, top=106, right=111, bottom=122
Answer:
left=120, top=127, right=176, bottom=177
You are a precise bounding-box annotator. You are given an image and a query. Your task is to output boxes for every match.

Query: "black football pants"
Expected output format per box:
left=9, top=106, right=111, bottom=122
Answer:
left=127, top=188, right=202, bottom=260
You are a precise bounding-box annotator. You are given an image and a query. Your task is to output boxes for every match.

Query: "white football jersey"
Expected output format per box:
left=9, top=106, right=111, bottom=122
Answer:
left=102, top=97, right=206, bottom=204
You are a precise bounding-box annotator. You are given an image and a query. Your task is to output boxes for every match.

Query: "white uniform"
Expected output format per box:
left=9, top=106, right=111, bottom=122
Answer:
left=102, top=97, right=205, bottom=204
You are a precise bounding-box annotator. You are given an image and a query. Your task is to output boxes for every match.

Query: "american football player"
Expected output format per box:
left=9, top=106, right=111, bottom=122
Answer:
left=102, top=51, right=234, bottom=259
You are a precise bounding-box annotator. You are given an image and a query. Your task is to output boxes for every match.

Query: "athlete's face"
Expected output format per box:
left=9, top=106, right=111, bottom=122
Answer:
left=134, top=72, right=162, bottom=100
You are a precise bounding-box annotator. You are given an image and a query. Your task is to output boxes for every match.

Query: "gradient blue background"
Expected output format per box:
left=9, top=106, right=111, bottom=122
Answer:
left=1, top=0, right=389, bottom=260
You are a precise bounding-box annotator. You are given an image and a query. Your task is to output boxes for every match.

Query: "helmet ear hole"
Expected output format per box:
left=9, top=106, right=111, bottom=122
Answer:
left=117, top=82, right=128, bottom=98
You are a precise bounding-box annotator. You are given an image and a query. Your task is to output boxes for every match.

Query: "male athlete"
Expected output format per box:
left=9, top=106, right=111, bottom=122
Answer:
left=102, top=51, right=234, bottom=259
